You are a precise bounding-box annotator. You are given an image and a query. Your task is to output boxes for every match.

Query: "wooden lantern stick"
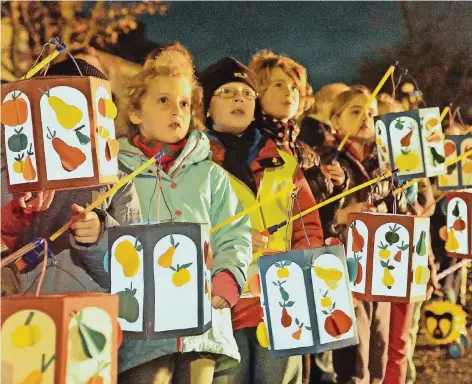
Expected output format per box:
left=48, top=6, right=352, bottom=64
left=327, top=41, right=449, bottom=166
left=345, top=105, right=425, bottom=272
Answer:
left=437, top=259, right=472, bottom=281
left=209, top=183, right=297, bottom=234
left=49, top=154, right=160, bottom=242
left=0, top=241, right=40, bottom=269
left=289, top=170, right=396, bottom=224
left=1, top=154, right=160, bottom=270
left=336, top=65, right=396, bottom=154
left=35, top=239, right=49, bottom=297
left=439, top=106, right=450, bottom=122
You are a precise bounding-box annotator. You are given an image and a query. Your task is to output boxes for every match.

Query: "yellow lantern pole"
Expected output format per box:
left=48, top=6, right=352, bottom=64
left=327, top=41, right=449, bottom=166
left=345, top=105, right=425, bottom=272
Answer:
left=336, top=65, right=396, bottom=153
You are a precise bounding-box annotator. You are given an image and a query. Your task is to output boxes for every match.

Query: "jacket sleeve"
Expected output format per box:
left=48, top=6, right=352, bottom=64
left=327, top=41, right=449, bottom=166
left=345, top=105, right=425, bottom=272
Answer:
left=291, top=168, right=324, bottom=250
left=70, top=174, right=142, bottom=289
left=209, top=165, right=252, bottom=293
left=1, top=198, right=36, bottom=251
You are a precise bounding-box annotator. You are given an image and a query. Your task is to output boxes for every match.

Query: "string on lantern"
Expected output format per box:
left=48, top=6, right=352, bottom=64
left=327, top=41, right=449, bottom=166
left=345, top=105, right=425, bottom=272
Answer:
left=390, top=66, right=404, bottom=100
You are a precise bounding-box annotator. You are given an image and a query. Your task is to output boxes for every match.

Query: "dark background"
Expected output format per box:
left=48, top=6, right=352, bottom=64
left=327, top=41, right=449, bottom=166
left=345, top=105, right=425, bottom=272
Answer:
left=140, top=1, right=405, bottom=89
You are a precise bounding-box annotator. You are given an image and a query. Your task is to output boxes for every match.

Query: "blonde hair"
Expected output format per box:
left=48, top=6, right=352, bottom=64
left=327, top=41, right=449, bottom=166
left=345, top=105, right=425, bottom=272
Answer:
left=312, top=83, right=350, bottom=113
left=377, top=93, right=403, bottom=115
left=248, top=50, right=312, bottom=116
left=117, top=43, right=204, bottom=141
left=331, top=85, right=377, bottom=118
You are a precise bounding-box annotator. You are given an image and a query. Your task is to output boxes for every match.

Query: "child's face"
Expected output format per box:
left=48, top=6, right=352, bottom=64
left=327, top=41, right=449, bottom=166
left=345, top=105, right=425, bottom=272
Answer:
left=209, top=82, right=256, bottom=135
left=260, top=67, right=300, bottom=121
left=133, top=76, right=192, bottom=143
left=333, top=94, right=377, bottom=140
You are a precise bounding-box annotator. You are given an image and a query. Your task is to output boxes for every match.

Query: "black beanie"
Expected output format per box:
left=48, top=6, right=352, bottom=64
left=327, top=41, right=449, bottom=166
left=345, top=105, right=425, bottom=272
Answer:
left=36, top=58, right=107, bottom=80
left=199, top=57, right=257, bottom=120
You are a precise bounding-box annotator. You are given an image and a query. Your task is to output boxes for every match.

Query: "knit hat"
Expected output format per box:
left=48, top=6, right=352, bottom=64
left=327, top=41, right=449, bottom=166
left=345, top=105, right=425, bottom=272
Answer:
left=199, top=57, right=257, bottom=114
left=36, top=58, right=107, bottom=79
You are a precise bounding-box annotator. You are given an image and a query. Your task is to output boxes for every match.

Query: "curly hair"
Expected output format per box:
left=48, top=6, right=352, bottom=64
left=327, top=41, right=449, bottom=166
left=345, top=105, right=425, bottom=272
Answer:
left=248, top=50, right=312, bottom=117
left=116, top=42, right=204, bottom=141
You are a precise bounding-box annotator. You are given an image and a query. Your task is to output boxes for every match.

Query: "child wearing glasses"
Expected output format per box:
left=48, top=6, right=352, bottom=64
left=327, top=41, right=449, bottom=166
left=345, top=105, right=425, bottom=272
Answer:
left=200, top=57, right=323, bottom=384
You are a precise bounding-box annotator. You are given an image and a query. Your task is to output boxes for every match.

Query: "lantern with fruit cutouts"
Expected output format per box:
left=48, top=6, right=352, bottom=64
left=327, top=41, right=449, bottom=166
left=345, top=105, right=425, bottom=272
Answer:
left=108, top=222, right=212, bottom=340
left=445, top=191, right=472, bottom=259
left=258, top=245, right=358, bottom=358
left=346, top=212, right=430, bottom=303
left=374, top=107, right=446, bottom=180
left=1, top=76, right=119, bottom=193
left=1, top=293, right=118, bottom=384
left=438, top=135, right=472, bottom=190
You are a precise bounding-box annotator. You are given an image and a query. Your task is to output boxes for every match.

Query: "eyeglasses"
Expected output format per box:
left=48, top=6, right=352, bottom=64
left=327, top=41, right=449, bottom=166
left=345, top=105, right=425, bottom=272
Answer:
left=213, top=87, right=257, bottom=100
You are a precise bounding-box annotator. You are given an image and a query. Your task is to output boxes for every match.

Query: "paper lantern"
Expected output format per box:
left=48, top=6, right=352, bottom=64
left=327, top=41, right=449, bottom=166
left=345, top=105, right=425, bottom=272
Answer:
left=375, top=108, right=446, bottom=180
left=421, top=300, right=467, bottom=346
left=1, top=76, right=119, bottom=193
left=438, top=135, right=472, bottom=190
left=108, top=222, right=211, bottom=340
left=445, top=191, right=472, bottom=259
left=1, top=293, right=118, bottom=384
left=345, top=212, right=430, bottom=303
left=258, top=245, right=358, bottom=358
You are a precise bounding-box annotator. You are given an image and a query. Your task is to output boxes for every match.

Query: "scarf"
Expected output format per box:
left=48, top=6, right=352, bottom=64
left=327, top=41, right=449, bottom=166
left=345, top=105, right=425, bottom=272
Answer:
left=132, top=135, right=188, bottom=173
left=260, top=115, right=298, bottom=147
left=260, top=114, right=319, bottom=170
left=210, top=128, right=262, bottom=194
left=336, top=134, right=378, bottom=176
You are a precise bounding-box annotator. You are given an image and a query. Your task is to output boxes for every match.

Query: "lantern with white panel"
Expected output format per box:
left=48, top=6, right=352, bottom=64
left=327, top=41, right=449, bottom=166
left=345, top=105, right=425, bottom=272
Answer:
left=445, top=191, right=472, bottom=259
left=438, top=135, right=472, bottom=190
left=1, top=76, right=119, bottom=193
left=345, top=212, right=430, bottom=303
left=108, top=222, right=212, bottom=340
left=375, top=107, right=446, bottom=180
left=258, top=245, right=358, bottom=358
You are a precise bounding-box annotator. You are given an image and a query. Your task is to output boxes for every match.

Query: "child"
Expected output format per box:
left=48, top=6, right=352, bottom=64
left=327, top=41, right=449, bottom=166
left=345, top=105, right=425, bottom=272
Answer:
left=72, top=44, right=252, bottom=384
left=248, top=51, right=348, bottom=242
left=298, top=83, right=350, bottom=152
left=199, top=57, right=324, bottom=384
left=376, top=93, right=436, bottom=384
left=248, top=50, right=349, bottom=384
left=327, top=86, right=411, bottom=384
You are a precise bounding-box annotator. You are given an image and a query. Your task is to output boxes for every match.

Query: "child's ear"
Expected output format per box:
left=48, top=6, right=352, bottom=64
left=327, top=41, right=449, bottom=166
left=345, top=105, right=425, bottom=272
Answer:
left=331, top=114, right=340, bottom=131
left=129, top=111, right=142, bottom=125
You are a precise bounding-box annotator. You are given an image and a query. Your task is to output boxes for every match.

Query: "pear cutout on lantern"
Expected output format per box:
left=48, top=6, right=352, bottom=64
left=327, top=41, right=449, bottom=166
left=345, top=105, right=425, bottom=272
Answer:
left=42, top=88, right=83, bottom=129
left=158, top=234, right=179, bottom=268
left=445, top=229, right=460, bottom=252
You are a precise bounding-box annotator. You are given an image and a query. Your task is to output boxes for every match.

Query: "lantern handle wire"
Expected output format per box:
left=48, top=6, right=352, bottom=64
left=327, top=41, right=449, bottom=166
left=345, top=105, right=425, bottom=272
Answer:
left=34, top=238, right=48, bottom=297
left=21, top=37, right=67, bottom=80
left=22, top=263, right=89, bottom=296
left=293, top=192, right=311, bottom=249
left=24, top=42, right=50, bottom=78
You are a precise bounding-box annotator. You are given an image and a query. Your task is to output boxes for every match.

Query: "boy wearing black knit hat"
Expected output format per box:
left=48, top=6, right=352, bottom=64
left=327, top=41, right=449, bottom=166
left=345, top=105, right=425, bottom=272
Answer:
left=201, top=57, right=324, bottom=384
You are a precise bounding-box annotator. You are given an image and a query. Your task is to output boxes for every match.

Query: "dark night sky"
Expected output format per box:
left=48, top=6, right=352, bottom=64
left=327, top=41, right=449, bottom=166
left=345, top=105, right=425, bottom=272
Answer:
left=141, top=1, right=405, bottom=90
